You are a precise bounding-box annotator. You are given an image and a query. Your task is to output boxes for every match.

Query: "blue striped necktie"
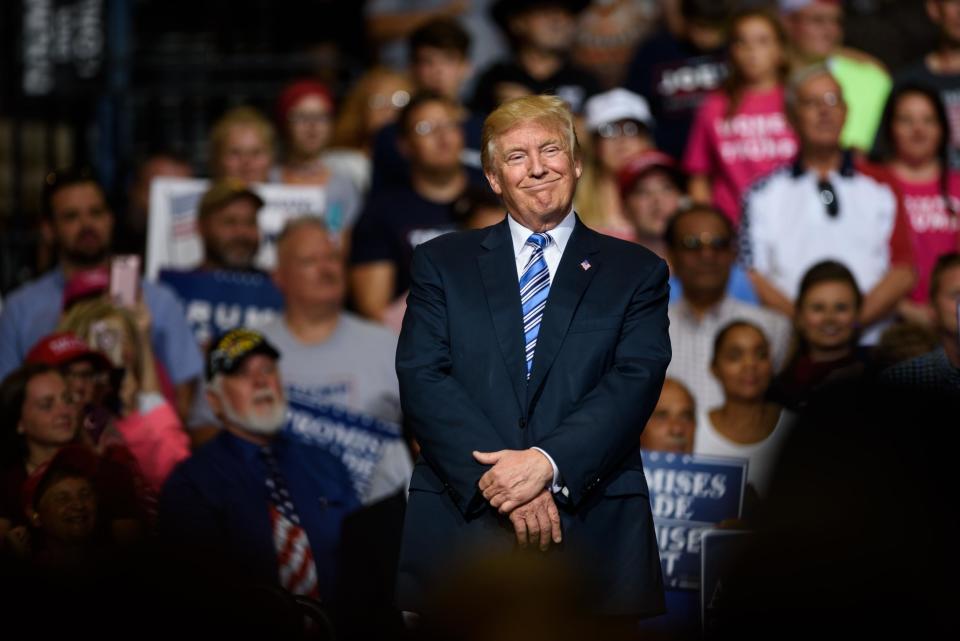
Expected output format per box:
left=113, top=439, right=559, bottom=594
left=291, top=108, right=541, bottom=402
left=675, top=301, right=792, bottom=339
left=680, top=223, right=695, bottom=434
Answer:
left=521, top=232, right=552, bottom=379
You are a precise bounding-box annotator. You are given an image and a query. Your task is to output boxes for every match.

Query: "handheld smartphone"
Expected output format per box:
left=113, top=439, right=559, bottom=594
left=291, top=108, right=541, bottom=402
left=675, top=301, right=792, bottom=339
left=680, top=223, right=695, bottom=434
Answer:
left=109, top=254, right=141, bottom=308
left=90, top=320, right=124, bottom=368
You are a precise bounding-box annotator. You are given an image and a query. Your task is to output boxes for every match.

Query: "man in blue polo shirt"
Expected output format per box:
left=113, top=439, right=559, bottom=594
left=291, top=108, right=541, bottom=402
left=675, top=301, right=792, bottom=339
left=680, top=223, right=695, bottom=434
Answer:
left=0, top=167, right=203, bottom=419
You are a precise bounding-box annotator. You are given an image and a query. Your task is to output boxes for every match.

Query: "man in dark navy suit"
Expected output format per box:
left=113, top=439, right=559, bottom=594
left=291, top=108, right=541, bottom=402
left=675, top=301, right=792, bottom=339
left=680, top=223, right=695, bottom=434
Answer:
left=396, top=94, right=670, bottom=619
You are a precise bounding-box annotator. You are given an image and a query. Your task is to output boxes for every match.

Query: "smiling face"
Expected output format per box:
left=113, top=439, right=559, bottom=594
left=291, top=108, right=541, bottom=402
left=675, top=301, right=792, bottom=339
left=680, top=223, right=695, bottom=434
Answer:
left=712, top=324, right=773, bottom=403
left=485, top=120, right=582, bottom=231
left=34, top=475, right=98, bottom=544
left=796, top=280, right=859, bottom=357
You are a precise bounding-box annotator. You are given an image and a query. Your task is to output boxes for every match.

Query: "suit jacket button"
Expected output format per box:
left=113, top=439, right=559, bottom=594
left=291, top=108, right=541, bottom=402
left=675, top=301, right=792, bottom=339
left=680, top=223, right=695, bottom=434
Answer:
left=518, top=417, right=526, bottom=429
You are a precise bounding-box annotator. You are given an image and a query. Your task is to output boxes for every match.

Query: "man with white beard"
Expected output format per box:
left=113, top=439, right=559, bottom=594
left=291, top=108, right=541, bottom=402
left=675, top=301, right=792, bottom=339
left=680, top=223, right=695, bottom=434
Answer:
left=158, top=328, right=359, bottom=601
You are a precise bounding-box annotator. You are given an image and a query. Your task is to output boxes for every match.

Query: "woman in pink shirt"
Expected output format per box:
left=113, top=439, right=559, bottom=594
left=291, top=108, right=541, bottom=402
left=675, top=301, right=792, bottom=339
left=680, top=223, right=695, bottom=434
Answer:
left=684, top=9, right=798, bottom=225
left=875, top=83, right=960, bottom=325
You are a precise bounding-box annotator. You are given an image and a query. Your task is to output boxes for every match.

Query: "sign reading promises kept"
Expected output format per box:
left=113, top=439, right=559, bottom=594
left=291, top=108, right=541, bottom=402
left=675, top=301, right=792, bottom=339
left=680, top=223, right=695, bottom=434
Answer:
left=642, top=451, right=747, bottom=590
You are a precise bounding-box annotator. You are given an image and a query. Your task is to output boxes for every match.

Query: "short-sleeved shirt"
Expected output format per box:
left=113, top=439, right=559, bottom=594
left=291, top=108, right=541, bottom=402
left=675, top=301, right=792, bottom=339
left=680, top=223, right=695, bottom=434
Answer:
left=0, top=267, right=204, bottom=385
left=739, top=153, right=913, bottom=309
left=683, top=86, right=798, bottom=225
left=667, top=296, right=792, bottom=414
left=261, top=314, right=412, bottom=505
left=887, top=170, right=960, bottom=303
left=623, top=30, right=727, bottom=159
left=349, top=186, right=461, bottom=299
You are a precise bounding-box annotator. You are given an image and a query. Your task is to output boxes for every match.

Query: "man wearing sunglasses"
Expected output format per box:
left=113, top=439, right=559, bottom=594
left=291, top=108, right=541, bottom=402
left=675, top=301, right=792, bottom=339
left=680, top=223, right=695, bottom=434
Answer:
left=740, top=64, right=915, bottom=343
left=665, top=205, right=791, bottom=413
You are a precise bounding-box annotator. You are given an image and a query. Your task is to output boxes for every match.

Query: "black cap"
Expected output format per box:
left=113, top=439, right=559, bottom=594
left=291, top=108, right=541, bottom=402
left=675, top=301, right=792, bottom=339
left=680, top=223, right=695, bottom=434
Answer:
left=206, top=328, right=280, bottom=381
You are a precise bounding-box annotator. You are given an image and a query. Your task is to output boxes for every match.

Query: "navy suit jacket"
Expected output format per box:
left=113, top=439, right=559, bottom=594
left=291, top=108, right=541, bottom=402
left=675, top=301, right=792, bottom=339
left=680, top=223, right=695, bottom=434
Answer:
left=395, top=216, right=670, bottom=616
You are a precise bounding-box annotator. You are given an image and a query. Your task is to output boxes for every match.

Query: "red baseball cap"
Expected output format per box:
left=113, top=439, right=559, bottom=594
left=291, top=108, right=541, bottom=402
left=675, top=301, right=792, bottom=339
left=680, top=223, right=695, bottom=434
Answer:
left=617, top=150, right=686, bottom=197
left=276, top=79, right=334, bottom=127
left=62, top=266, right=110, bottom=310
left=25, top=332, right=112, bottom=370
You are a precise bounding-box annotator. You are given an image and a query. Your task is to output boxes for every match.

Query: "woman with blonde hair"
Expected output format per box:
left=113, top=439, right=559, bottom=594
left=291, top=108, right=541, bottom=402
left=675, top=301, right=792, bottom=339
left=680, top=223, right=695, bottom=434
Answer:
left=59, top=299, right=189, bottom=492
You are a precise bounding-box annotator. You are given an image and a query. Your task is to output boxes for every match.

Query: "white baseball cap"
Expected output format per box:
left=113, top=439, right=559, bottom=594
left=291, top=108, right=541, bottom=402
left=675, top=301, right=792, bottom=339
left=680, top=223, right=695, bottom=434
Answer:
left=584, top=89, right=654, bottom=132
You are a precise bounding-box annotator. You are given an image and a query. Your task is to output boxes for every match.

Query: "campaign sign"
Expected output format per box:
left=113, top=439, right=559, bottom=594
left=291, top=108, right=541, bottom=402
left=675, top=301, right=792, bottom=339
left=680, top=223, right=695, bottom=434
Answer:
left=642, top=451, right=747, bottom=590
left=158, top=269, right=284, bottom=348
left=146, top=177, right=328, bottom=279
left=284, top=384, right=404, bottom=500
left=700, top=529, right=753, bottom=638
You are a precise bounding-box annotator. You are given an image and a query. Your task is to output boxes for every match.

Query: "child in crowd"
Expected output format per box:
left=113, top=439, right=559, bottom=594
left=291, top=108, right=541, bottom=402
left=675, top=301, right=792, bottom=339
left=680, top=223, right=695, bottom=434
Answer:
left=684, top=9, right=798, bottom=225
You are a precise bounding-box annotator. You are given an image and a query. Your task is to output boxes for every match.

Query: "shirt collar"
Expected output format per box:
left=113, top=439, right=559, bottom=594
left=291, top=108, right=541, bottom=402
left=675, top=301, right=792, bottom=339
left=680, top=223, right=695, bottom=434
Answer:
left=790, top=149, right=856, bottom=179
left=507, top=209, right=576, bottom=258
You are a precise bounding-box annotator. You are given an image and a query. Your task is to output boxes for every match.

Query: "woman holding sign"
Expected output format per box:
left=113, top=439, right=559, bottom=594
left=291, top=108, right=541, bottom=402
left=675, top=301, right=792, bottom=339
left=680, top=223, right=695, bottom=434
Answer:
left=695, top=320, right=792, bottom=505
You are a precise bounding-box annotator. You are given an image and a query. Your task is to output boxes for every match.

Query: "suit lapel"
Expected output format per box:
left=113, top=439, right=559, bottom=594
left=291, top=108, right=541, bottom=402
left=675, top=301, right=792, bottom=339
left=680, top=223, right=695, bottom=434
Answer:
left=526, top=218, right=600, bottom=404
left=477, top=219, right=527, bottom=412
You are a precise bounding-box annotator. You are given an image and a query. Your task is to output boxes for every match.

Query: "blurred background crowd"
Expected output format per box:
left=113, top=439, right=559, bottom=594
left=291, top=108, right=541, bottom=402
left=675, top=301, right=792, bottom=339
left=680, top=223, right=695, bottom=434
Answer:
left=0, top=0, right=957, bottom=639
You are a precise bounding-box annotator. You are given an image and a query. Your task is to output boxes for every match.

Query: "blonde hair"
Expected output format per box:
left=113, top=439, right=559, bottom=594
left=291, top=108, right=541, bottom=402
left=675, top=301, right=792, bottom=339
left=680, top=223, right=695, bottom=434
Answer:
left=481, top=95, right=580, bottom=175
left=209, top=106, right=276, bottom=169
left=330, top=67, right=414, bottom=150
left=58, top=299, right=143, bottom=384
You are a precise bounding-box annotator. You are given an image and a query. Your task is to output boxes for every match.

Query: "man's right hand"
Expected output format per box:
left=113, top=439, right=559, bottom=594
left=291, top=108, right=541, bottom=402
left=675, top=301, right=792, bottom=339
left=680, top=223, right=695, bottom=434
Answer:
left=507, top=488, right=562, bottom=551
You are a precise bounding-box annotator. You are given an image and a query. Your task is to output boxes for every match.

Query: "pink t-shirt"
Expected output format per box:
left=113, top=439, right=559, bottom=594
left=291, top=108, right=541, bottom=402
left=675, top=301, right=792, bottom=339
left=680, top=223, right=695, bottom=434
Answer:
left=889, top=171, right=960, bottom=302
left=683, top=86, right=798, bottom=225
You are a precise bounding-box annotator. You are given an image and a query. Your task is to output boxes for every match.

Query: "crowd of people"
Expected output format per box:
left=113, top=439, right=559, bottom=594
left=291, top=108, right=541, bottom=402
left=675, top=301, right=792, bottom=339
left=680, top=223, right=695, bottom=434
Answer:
left=1, top=0, right=959, bottom=639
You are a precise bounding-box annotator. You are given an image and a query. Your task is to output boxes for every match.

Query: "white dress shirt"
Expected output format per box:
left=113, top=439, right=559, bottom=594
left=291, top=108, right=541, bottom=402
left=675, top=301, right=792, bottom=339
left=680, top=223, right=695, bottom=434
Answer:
left=506, top=210, right=576, bottom=495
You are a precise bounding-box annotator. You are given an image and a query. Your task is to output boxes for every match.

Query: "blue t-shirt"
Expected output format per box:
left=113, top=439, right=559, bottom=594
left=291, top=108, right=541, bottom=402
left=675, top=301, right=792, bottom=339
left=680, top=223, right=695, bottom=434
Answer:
left=0, top=267, right=203, bottom=384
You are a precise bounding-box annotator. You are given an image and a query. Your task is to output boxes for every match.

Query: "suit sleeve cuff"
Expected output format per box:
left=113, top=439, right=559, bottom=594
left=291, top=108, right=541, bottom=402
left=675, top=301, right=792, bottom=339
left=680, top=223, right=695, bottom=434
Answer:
left=531, top=447, right=564, bottom=494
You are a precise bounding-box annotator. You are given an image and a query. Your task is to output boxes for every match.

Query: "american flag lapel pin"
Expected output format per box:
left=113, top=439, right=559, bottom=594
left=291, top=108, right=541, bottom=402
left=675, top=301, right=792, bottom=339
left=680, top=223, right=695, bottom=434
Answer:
left=580, top=258, right=591, bottom=271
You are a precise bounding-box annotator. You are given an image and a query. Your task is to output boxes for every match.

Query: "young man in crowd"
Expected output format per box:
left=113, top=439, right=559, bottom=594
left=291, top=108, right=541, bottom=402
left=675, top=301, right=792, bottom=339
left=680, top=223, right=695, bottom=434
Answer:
left=350, top=93, right=468, bottom=321
left=0, top=168, right=204, bottom=422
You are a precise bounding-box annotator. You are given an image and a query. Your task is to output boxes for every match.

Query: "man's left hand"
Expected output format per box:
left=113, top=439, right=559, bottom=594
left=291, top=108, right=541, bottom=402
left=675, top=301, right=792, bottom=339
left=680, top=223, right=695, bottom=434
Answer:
left=473, top=448, right=554, bottom=513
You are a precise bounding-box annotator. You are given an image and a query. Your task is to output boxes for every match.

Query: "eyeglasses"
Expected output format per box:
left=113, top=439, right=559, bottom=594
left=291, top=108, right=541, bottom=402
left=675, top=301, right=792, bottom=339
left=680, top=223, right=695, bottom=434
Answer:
left=597, top=121, right=644, bottom=139
left=676, top=234, right=733, bottom=252
left=413, top=119, right=461, bottom=137
left=368, top=90, right=411, bottom=110
left=287, top=111, right=331, bottom=125
left=818, top=179, right=839, bottom=217
left=797, top=92, right=841, bottom=110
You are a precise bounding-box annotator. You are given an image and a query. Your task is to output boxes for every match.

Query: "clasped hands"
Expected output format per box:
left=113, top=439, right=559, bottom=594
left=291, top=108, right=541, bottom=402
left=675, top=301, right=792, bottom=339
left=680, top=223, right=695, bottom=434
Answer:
left=473, top=448, right=562, bottom=551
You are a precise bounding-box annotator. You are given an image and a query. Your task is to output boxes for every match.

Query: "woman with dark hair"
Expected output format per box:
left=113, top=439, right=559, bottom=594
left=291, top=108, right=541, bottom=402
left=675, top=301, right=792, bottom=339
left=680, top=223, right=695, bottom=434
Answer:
left=684, top=9, right=798, bottom=225
left=874, top=83, right=960, bottom=325
left=769, top=260, right=867, bottom=410
left=1, top=364, right=147, bottom=556
left=1, top=364, right=80, bottom=542
left=694, top=320, right=791, bottom=503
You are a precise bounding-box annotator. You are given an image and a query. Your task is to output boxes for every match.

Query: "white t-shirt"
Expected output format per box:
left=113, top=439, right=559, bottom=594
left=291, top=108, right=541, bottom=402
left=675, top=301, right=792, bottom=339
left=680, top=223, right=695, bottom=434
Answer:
left=693, top=408, right=794, bottom=498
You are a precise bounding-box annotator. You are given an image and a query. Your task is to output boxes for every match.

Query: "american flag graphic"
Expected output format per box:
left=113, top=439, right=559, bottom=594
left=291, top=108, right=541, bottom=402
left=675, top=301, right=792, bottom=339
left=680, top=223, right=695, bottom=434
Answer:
left=263, top=447, right=319, bottom=598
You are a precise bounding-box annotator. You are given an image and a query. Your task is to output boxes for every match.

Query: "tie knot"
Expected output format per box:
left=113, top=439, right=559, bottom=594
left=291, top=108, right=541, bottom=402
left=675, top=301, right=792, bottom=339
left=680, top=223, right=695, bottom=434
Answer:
left=526, top=233, right=550, bottom=250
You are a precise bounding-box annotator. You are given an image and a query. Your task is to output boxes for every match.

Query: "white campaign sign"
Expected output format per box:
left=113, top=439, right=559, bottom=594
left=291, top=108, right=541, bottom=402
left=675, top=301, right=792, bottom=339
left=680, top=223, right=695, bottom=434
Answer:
left=145, top=177, right=327, bottom=279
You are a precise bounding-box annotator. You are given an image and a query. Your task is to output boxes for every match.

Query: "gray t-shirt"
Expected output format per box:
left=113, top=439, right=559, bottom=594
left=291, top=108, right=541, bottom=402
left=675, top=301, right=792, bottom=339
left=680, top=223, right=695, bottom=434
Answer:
left=262, top=313, right=411, bottom=504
